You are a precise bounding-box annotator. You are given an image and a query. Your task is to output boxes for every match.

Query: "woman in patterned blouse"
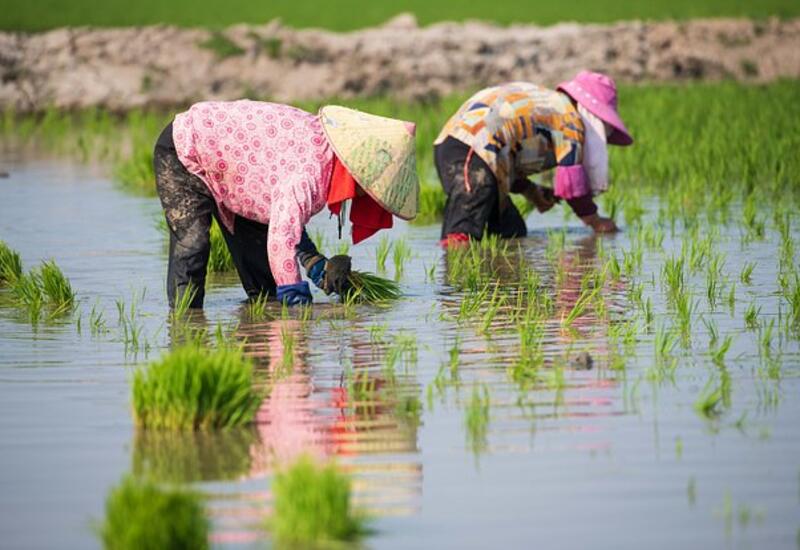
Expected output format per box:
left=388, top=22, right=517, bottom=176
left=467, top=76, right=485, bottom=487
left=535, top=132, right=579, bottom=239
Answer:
left=154, top=101, right=418, bottom=308
left=434, top=71, right=634, bottom=246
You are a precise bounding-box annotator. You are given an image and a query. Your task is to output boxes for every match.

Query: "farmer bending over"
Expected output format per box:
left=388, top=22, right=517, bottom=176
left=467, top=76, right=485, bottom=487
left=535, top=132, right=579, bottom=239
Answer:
left=434, top=71, right=634, bottom=246
left=154, top=101, right=419, bottom=307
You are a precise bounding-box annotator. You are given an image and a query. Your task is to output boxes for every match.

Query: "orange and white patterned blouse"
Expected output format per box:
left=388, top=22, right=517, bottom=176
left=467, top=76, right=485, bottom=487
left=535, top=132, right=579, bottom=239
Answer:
left=434, top=82, right=585, bottom=197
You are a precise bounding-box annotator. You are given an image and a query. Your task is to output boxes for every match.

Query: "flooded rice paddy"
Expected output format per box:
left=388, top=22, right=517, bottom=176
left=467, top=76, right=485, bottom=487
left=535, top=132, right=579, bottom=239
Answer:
left=1, top=152, right=799, bottom=549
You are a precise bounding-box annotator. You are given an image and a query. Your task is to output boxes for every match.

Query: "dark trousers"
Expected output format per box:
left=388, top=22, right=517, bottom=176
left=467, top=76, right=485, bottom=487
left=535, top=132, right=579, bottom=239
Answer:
left=434, top=136, right=527, bottom=240
left=154, top=138, right=317, bottom=308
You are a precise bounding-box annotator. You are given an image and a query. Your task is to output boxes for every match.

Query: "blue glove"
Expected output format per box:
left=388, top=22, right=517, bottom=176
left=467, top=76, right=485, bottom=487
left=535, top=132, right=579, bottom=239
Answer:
left=307, top=257, right=326, bottom=289
left=276, top=282, right=313, bottom=306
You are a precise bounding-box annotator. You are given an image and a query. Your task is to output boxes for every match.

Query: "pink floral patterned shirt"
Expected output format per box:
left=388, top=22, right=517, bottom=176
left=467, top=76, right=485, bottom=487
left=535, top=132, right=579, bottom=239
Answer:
left=172, top=100, right=334, bottom=286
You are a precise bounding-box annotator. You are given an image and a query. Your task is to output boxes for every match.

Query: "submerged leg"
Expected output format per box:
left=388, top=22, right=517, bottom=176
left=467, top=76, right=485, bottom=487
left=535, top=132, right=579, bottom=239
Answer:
left=435, top=138, right=500, bottom=241
left=154, top=144, right=214, bottom=308
left=215, top=214, right=277, bottom=300
left=488, top=200, right=528, bottom=239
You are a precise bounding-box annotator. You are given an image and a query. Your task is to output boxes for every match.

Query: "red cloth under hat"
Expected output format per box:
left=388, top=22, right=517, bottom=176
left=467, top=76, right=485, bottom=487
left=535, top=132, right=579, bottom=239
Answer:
left=327, top=155, right=393, bottom=244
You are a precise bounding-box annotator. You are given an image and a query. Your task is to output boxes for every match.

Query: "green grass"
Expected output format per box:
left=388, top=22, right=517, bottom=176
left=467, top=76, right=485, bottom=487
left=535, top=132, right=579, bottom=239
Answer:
left=270, top=455, right=366, bottom=545
left=132, top=343, right=263, bottom=430
left=0, top=241, right=23, bottom=285
left=7, top=258, right=75, bottom=323
left=98, top=474, right=209, bottom=550
left=4, top=81, right=800, bottom=225
left=2, top=0, right=798, bottom=31
left=346, top=271, right=402, bottom=303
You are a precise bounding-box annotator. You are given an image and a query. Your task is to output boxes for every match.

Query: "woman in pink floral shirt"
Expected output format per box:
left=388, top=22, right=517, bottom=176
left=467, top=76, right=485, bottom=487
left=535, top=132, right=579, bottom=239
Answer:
left=154, top=100, right=419, bottom=308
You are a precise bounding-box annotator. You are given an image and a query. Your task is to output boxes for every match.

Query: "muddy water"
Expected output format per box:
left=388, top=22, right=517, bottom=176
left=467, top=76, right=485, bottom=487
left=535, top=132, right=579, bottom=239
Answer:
left=1, top=155, right=799, bottom=549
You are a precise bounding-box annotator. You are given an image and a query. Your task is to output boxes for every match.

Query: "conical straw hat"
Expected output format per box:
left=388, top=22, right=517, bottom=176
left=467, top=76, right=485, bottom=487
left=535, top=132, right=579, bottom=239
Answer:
left=319, top=105, right=419, bottom=220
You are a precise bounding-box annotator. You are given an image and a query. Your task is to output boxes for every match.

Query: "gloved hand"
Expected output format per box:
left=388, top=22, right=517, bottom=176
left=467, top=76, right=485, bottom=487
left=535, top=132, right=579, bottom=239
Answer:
left=323, top=255, right=352, bottom=295
left=276, top=281, right=313, bottom=306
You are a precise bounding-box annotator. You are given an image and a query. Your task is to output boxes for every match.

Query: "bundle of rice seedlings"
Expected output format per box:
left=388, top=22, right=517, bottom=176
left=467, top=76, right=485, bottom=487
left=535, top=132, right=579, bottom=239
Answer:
left=38, top=260, right=75, bottom=313
left=98, top=475, right=209, bottom=550
left=270, top=455, right=367, bottom=544
left=346, top=270, right=401, bottom=303
left=132, top=343, right=262, bottom=430
left=0, top=240, right=22, bottom=285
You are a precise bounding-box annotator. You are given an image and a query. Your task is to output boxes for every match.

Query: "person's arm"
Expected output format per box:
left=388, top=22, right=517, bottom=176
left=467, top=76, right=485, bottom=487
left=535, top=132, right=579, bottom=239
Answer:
left=269, top=187, right=313, bottom=305
left=555, top=165, right=618, bottom=233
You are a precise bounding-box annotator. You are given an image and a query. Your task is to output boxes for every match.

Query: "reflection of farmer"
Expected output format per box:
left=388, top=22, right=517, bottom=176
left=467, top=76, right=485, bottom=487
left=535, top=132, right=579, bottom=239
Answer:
left=434, top=71, right=634, bottom=245
left=153, top=102, right=419, bottom=308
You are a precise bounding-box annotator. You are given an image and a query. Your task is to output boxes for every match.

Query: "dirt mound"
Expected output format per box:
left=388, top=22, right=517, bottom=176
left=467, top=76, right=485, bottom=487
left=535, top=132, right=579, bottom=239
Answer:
left=1, top=14, right=799, bottom=112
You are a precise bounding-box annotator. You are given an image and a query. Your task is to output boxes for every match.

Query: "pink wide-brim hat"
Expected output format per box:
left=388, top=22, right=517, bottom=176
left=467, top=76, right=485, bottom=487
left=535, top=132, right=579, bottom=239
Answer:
left=557, top=70, right=633, bottom=146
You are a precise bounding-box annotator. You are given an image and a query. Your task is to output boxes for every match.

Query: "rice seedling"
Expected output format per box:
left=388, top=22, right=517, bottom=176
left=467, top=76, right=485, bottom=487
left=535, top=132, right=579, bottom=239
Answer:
left=759, top=319, right=775, bottom=358
left=207, top=218, right=235, bottom=272
left=694, top=377, right=725, bottom=420
left=98, top=474, right=209, bottom=550
left=674, top=292, right=698, bottom=337
left=246, top=292, right=271, bottom=320
left=662, top=255, right=686, bottom=300
left=740, top=262, right=756, bottom=285
left=709, top=334, right=734, bottom=367
left=171, top=281, right=198, bottom=321
left=727, top=282, right=737, bottom=313
left=384, top=332, right=418, bottom=373
left=38, top=260, right=75, bottom=312
left=375, top=234, right=392, bottom=274
left=269, top=454, right=366, bottom=545
left=561, top=286, right=600, bottom=329
left=622, top=247, right=642, bottom=277
left=132, top=343, right=262, bottom=430
left=605, top=255, right=622, bottom=281
left=12, top=271, right=44, bottom=323
left=346, top=271, right=401, bottom=303
left=0, top=240, right=22, bottom=285
left=279, top=325, right=296, bottom=375
left=464, top=384, right=490, bottom=455
left=744, top=302, right=761, bottom=330
left=742, top=193, right=766, bottom=242
left=642, top=225, right=664, bottom=250
left=392, top=237, right=412, bottom=280
left=654, top=323, right=678, bottom=369
left=368, top=323, right=387, bottom=345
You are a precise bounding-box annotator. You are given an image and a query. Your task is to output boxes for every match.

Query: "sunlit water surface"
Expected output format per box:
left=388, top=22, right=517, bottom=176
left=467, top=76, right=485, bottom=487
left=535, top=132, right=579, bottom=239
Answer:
left=1, top=154, right=799, bottom=549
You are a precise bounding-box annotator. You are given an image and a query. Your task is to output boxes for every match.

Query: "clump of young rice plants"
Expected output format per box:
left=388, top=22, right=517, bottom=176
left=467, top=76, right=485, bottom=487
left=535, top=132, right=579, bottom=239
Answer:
left=709, top=334, right=734, bottom=367
left=345, top=271, right=401, bottom=303
left=375, top=235, right=392, bottom=274
left=561, top=286, right=600, bottom=331
left=207, top=218, right=234, bottom=272
left=0, top=240, right=23, bottom=285
left=269, top=455, right=366, bottom=545
left=10, top=259, right=76, bottom=323
left=98, top=474, right=209, bottom=550
left=740, top=262, right=756, bottom=285
left=392, top=237, right=412, bottom=280
left=744, top=302, right=761, bottom=331
left=464, top=384, right=491, bottom=455
left=694, top=376, right=729, bottom=421
left=384, top=332, right=418, bottom=373
left=132, top=343, right=262, bottom=430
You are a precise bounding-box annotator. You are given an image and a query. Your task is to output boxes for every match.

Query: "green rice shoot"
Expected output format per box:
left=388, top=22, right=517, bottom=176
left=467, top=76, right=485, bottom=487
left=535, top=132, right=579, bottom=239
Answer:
left=132, top=343, right=263, bottom=430
left=98, top=474, right=209, bottom=550
left=270, top=454, right=367, bottom=544
left=0, top=240, right=23, bottom=285
left=346, top=270, right=401, bottom=303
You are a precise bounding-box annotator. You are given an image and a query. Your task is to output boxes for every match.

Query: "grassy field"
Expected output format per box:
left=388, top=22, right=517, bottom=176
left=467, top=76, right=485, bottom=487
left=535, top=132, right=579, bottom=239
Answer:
left=1, top=0, right=798, bottom=32
left=3, top=80, right=800, bottom=224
